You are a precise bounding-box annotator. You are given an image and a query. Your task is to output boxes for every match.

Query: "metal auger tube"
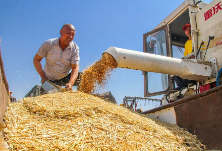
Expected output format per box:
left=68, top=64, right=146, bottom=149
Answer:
left=105, top=47, right=212, bottom=81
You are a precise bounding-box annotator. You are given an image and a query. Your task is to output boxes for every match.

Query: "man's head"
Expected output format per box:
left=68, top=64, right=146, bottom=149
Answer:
left=182, top=23, right=191, bottom=40
left=60, top=24, right=75, bottom=47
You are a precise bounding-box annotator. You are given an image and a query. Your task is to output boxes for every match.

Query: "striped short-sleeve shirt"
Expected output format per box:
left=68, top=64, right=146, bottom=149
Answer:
left=37, top=38, right=80, bottom=80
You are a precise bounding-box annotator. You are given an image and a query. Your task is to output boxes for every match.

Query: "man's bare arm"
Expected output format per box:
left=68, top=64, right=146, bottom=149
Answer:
left=65, top=64, right=79, bottom=90
left=33, top=54, right=48, bottom=84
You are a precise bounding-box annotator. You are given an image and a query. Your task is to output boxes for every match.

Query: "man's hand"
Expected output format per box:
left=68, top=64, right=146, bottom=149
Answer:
left=33, top=54, right=49, bottom=84
left=67, top=64, right=79, bottom=89
left=65, top=83, right=72, bottom=90
left=41, top=76, right=49, bottom=84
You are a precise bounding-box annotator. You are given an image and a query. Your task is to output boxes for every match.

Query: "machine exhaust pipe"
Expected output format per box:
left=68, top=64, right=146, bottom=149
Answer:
left=105, top=47, right=212, bottom=81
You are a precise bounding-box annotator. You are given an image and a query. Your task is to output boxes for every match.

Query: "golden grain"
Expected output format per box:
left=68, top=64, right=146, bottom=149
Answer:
left=4, top=91, right=205, bottom=150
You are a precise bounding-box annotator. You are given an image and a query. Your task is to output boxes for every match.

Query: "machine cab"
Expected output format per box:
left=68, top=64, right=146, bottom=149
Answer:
left=143, top=0, right=208, bottom=97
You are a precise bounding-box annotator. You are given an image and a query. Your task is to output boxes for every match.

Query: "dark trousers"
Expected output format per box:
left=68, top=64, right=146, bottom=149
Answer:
left=50, top=72, right=82, bottom=87
left=173, top=76, right=196, bottom=89
left=10, top=96, right=17, bottom=102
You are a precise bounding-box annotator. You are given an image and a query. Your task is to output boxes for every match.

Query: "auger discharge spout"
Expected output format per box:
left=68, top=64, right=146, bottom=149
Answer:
left=105, top=47, right=212, bottom=81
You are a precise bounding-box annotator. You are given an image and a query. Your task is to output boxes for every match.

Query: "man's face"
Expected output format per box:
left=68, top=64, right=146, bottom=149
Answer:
left=60, top=26, right=75, bottom=46
left=184, top=26, right=191, bottom=38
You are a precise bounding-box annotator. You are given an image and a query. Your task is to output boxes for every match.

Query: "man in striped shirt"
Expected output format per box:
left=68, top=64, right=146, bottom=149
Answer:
left=33, top=24, right=80, bottom=90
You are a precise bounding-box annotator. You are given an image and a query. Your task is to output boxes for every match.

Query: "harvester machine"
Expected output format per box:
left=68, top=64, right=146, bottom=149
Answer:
left=105, top=0, right=222, bottom=149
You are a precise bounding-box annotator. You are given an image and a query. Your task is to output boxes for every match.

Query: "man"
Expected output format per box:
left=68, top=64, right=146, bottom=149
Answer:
left=173, top=23, right=195, bottom=90
left=33, top=24, right=80, bottom=90
left=10, top=91, right=17, bottom=102
left=183, top=23, right=192, bottom=56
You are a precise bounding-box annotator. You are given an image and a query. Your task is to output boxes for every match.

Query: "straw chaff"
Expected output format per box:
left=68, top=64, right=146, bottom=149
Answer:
left=78, top=53, right=117, bottom=94
left=4, top=91, right=205, bottom=150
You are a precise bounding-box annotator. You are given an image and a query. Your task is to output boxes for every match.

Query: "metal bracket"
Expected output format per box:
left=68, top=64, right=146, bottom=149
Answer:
left=192, top=29, right=199, bottom=33
left=209, top=58, right=218, bottom=78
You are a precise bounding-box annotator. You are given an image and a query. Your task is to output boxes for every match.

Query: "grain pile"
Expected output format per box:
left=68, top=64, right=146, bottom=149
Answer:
left=4, top=91, right=205, bottom=150
left=78, top=53, right=117, bottom=94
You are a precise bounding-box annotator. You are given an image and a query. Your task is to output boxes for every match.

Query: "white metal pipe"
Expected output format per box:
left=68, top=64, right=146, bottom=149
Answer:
left=105, top=47, right=212, bottom=81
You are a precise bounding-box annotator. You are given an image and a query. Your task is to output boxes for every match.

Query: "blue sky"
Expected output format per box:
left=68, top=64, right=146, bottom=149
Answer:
left=0, top=0, right=212, bottom=110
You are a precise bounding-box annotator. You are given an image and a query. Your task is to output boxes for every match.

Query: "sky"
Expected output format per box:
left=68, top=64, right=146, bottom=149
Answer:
left=0, top=0, right=212, bottom=111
